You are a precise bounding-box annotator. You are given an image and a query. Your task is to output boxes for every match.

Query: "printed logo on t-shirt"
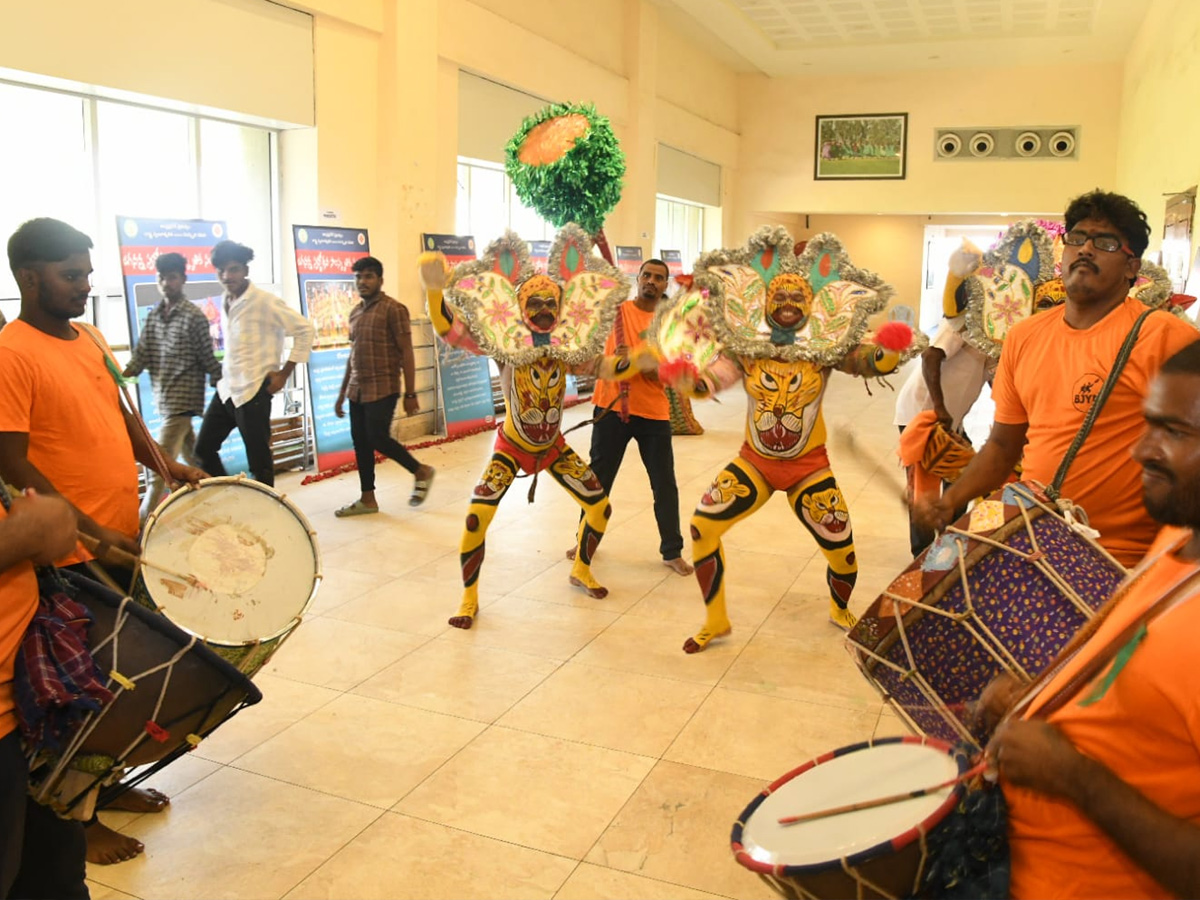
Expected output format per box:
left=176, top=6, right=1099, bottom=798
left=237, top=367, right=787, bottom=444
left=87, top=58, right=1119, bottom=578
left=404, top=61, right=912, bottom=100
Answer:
left=1072, top=372, right=1105, bottom=412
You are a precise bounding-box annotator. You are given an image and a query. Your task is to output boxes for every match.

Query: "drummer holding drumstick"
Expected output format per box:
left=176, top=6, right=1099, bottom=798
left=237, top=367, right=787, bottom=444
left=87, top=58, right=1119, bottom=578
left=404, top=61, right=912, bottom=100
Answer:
left=0, top=218, right=207, bottom=867
left=913, top=191, right=1198, bottom=567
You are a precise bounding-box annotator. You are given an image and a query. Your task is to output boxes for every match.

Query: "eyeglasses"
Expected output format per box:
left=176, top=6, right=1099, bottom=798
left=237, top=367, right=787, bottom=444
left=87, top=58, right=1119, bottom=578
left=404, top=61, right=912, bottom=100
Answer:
left=1062, top=229, right=1132, bottom=255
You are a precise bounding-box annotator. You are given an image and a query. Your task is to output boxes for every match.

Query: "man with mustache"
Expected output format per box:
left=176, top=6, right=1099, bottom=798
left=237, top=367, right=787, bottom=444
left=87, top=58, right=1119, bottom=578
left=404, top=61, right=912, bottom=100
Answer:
left=915, top=191, right=1198, bottom=566
left=982, top=339, right=1200, bottom=898
left=333, top=255, right=435, bottom=515
left=567, top=259, right=693, bottom=576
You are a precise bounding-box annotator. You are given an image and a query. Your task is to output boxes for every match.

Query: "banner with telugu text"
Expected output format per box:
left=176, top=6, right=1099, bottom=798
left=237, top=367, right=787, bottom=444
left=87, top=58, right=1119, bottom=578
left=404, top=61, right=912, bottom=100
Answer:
left=293, top=225, right=371, bottom=471
left=116, top=215, right=248, bottom=477
left=421, top=233, right=497, bottom=438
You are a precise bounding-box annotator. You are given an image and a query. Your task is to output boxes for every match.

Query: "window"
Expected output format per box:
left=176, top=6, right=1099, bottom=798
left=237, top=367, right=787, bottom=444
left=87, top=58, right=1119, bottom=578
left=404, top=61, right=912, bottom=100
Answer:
left=456, top=158, right=555, bottom=249
left=655, top=196, right=707, bottom=271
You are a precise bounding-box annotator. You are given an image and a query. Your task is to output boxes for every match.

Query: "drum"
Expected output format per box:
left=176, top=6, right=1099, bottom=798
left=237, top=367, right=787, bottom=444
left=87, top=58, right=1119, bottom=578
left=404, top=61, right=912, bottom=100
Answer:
left=133, top=476, right=321, bottom=676
left=732, top=736, right=970, bottom=900
left=27, top=569, right=262, bottom=814
left=847, top=482, right=1126, bottom=747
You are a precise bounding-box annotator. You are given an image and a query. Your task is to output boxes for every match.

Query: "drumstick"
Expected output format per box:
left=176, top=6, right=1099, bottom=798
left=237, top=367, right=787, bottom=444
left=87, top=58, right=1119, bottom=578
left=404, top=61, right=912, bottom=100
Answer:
left=828, top=423, right=910, bottom=509
left=776, top=759, right=987, bottom=826
left=77, top=532, right=208, bottom=591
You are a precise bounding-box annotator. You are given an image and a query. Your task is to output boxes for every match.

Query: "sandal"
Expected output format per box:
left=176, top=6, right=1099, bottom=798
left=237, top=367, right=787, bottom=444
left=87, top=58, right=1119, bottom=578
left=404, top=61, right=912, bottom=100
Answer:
left=409, top=467, right=435, bottom=507
left=335, top=500, right=379, bottom=517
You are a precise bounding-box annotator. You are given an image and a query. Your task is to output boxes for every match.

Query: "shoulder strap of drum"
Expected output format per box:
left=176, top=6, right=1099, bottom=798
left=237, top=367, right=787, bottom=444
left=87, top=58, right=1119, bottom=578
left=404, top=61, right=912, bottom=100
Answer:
left=613, top=303, right=630, bottom=423
left=1047, top=307, right=1155, bottom=501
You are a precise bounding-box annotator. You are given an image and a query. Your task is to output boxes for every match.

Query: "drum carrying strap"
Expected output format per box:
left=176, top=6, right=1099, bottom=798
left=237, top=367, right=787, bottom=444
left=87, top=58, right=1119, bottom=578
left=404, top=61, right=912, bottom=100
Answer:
left=613, top=304, right=631, bottom=423
left=1046, top=307, right=1155, bottom=503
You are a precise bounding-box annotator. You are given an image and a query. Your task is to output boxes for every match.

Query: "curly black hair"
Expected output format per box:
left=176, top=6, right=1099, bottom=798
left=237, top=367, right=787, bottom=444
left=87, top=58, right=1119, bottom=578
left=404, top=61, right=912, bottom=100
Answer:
left=1063, top=190, right=1151, bottom=258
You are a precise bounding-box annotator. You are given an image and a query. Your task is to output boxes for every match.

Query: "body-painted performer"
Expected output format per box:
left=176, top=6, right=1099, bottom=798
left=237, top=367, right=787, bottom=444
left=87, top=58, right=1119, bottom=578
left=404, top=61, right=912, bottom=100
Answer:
left=653, top=228, right=920, bottom=652
left=418, top=225, right=634, bottom=629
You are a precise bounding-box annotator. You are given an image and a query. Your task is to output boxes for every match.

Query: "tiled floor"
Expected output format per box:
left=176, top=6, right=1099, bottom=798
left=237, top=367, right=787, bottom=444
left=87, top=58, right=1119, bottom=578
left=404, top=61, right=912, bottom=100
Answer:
left=85, top=365, right=925, bottom=900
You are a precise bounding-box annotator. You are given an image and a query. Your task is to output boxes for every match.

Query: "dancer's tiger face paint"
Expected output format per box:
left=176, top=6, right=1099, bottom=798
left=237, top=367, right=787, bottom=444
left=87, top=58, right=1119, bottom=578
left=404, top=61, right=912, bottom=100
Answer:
left=764, top=273, right=812, bottom=332
left=1033, top=277, right=1067, bottom=312
left=744, top=358, right=826, bottom=458
left=518, top=275, right=561, bottom=333
left=509, top=358, right=565, bottom=446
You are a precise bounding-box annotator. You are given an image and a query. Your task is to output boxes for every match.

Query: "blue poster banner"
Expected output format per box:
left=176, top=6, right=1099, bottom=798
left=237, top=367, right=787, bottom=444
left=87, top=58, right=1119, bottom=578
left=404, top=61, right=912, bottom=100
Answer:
left=421, top=234, right=496, bottom=438
left=116, top=216, right=248, bottom=476
left=293, top=225, right=371, bottom=471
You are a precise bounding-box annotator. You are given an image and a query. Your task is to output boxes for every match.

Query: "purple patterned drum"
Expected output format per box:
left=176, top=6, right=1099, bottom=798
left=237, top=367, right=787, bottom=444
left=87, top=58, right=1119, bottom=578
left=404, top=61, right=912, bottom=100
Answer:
left=847, top=481, right=1126, bottom=748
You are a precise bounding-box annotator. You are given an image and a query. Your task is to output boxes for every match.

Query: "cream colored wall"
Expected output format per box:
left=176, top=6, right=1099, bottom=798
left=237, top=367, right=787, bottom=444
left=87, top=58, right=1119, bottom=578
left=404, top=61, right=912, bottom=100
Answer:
left=1117, top=0, right=1200, bottom=257
left=734, top=63, right=1119, bottom=236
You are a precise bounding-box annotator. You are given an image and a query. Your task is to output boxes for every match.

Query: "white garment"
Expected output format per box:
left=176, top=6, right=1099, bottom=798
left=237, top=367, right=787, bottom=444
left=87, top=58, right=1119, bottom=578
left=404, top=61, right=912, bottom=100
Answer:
left=217, top=283, right=315, bottom=407
left=893, top=317, right=993, bottom=430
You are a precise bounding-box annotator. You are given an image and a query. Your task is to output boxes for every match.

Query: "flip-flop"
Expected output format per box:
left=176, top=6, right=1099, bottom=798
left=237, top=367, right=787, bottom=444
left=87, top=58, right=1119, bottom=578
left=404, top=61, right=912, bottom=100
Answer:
left=409, top=468, right=436, bottom=507
left=335, top=500, right=379, bottom=517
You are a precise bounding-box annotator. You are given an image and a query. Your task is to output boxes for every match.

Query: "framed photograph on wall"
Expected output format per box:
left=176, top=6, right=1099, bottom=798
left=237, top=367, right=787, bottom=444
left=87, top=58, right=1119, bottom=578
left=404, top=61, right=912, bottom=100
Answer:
left=815, top=113, right=908, bottom=180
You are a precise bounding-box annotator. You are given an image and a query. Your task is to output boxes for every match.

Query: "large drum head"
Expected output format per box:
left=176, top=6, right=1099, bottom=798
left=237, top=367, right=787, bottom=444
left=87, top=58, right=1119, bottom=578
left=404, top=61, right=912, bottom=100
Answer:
left=141, top=477, right=320, bottom=646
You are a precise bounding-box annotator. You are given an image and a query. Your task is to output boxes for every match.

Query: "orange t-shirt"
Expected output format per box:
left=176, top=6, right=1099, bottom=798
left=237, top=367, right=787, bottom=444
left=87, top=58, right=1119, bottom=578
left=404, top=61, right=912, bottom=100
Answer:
left=1007, top=526, right=1200, bottom=899
left=991, top=298, right=1198, bottom=565
left=592, top=301, right=670, bottom=421
left=0, top=320, right=138, bottom=565
left=0, top=504, right=40, bottom=741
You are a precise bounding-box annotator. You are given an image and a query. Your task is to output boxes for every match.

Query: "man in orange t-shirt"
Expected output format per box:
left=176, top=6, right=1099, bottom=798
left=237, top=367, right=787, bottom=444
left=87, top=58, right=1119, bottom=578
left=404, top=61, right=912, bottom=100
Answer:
left=915, top=191, right=1198, bottom=566
left=571, top=259, right=693, bottom=575
left=0, top=488, right=88, bottom=898
left=986, top=340, right=1200, bottom=898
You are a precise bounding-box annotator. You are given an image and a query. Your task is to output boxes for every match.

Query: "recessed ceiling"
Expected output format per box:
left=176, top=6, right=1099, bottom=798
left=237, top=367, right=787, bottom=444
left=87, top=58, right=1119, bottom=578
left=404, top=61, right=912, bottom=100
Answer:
left=653, top=0, right=1149, bottom=75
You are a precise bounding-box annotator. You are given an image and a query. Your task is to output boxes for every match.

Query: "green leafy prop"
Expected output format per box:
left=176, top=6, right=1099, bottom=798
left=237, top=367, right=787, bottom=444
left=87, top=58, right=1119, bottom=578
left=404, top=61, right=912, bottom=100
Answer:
left=504, top=102, right=625, bottom=237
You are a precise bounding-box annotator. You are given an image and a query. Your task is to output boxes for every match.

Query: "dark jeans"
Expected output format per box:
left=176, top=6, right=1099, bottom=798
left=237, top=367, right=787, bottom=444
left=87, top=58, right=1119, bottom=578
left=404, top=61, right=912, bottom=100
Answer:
left=588, top=408, right=684, bottom=560
left=349, top=394, right=421, bottom=492
left=195, top=382, right=275, bottom=487
left=1, top=731, right=89, bottom=900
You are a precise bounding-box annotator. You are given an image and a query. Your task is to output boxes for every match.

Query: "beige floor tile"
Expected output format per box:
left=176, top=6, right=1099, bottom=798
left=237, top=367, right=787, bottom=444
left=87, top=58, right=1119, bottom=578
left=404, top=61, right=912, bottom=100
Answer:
left=553, top=863, right=730, bottom=900
left=721, top=619, right=881, bottom=712
left=87, top=767, right=380, bottom=900
left=396, top=727, right=654, bottom=859
left=191, top=672, right=341, bottom=764
left=585, top=760, right=776, bottom=900
left=623, top=563, right=783, bottom=634
left=306, top=565, right=389, bottom=616
left=85, top=882, right=140, bottom=900
left=235, top=692, right=484, bottom=807
left=285, top=812, right=575, bottom=900
left=259, top=616, right=428, bottom=690
left=438, top=595, right=618, bottom=659
left=664, top=688, right=880, bottom=781
left=498, top=662, right=711, bottom=756
left=874, top=707, right=915, bottom=740
left=572, top=614, right=747, bottom=685
left=323, top=533, right=453, bottom=579
left=507, top=558, right=653, bottom=613
left=353, top=638, right=560, bottom=722
left=325, top=573, right=462, bottom=637
left=128, top=753, right=222, bottom=802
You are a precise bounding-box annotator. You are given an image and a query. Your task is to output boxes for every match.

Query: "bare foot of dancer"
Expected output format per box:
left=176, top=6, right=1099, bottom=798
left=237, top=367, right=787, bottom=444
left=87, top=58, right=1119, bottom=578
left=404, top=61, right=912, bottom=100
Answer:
left=663, top=557, right=694, bottom=576
left=86, top=819, right=144, bottom=865
left=568, top=573, right=608, bottom=599
left=829, top=600, right=857, bottom=630
left=564, top=546, right=576, bottom=561
left=449, top=595, right=479, bottom=629
left=682, top=622, right=731, bottom=654
left=106, top=786, right=170, bottom=813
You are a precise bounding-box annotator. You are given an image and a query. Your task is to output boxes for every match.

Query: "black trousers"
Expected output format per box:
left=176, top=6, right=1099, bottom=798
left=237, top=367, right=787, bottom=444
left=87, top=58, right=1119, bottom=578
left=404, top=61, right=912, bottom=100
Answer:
left=588, top=408, right=684, bottom=560
left=0, top=731, right=89, bottom=900
left=195, top=382, right=275, bottom=487
left=349, top=394, right=421, bottom=492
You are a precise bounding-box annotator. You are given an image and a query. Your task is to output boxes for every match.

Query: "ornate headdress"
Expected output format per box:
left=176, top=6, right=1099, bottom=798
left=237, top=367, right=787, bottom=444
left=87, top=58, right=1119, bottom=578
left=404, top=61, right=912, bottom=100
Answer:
left=692, top=227, right=898, bottom=366
left=444, top=223, right=626, bottom=367
left=962, top=220, right=1057, bottom=360
left=1129, top=260, right=1174, bottom=309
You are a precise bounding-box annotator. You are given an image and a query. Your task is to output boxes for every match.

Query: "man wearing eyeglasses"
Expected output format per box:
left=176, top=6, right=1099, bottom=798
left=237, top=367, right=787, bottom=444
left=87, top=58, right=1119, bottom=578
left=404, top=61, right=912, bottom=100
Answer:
left=915, top=190, right=1198, bottom=566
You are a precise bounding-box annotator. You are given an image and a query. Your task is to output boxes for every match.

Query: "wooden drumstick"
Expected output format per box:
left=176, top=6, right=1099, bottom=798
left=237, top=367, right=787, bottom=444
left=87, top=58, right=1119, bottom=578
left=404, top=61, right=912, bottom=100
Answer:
left=777, top=759, right=987, bottom=826
left=77, top=532, right=208, bottom=591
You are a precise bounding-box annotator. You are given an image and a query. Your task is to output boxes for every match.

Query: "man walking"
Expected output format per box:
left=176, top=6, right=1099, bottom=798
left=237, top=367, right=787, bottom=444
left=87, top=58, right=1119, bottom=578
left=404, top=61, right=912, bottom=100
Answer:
left=195, top=240, right=314, bottom=487
left=334, top=256, right=434, bottom=514
left=123, top=252, right=222, bottom=517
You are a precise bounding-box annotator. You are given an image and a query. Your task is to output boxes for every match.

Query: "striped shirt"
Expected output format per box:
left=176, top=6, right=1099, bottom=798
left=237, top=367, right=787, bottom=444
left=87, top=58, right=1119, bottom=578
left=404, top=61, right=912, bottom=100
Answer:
left=217, top=283, right=315, bottom=407
left=124, top=297, right=222, bottom=416
left=347, top=292, right=410, bottom=403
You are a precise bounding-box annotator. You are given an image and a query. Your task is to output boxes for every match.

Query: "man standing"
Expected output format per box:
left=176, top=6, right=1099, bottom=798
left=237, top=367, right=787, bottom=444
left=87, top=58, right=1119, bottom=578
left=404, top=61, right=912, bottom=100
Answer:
left=915, top=191, right=1199, bottom=566
left=0, top=218, right=206, bottom=866
left=571, top=259, right=692, bottom=575
left=195, top=240, right=314, bottom=487
left=333, top=256, right=434, bottom=515
left=987, top=339, right=1200, bottom=899
left=123, top=252, right=222, bottom=518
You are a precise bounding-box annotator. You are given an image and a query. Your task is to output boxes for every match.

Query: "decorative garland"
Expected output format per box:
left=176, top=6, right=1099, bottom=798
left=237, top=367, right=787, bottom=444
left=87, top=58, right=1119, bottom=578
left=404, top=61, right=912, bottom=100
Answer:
left=504, top=102, right=625, bottom=235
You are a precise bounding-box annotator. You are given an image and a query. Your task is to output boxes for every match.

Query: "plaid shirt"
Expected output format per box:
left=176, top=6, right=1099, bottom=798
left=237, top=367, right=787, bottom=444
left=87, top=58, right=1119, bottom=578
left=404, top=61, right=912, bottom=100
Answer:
left=347, top=292, right=410, bottom=403
left=125, top=297, right=222, bottom=416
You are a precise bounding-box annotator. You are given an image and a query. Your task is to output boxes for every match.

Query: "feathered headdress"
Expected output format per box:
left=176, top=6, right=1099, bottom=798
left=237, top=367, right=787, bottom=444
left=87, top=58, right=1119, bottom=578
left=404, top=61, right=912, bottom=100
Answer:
left=444, top=224, right=627, bottom=367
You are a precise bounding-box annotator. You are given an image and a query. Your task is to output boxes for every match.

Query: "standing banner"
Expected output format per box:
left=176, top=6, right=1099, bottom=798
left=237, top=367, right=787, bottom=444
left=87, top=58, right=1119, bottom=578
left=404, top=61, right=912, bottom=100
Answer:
left=421, top=233, right=496, bottom=438
left=615, top=245, right=643, bottom=301
left=661, top=249, right=684, bottom=280
left=116, top=216, right=248, bottom=477
left=529, top=240, right=551, bottom=274
left=293, top=225, right=371, bottom=471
